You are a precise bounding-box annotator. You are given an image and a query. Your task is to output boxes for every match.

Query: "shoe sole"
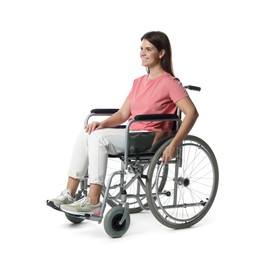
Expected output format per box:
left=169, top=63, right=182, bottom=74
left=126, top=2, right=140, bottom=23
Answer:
left=46, top=200, right=61, bottom=211
left=61, top=207, right=101, bottom=216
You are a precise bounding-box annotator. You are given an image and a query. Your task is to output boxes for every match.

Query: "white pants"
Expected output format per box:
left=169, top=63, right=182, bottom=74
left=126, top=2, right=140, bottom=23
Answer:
left=67, top=128, right=126, bottom=185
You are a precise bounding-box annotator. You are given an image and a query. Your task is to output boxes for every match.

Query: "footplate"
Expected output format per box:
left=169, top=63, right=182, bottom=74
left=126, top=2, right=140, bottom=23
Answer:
left=84, top=211, right=103, bottom=223
left=46, top=200, right=61, bottom=211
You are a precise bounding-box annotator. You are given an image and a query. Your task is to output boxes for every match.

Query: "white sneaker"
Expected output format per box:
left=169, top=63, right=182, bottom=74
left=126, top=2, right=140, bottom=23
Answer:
left=47, top=189, right=75, bottom=210
left=60, top=196, right=102, bottom=215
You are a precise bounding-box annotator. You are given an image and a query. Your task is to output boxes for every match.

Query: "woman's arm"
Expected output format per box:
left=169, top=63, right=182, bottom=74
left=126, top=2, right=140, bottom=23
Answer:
left=85, top=98, right=131, bottom=134
left=162, top=96, right=199, bottom=163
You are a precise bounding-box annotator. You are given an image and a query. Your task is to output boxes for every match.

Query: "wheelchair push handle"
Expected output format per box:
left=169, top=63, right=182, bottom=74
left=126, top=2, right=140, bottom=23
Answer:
left=184, top=85, right=201, bottom=91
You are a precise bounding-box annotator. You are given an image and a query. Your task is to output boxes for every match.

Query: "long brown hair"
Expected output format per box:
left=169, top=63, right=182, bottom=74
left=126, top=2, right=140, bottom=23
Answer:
left=141, top=31, right=174, bottom=76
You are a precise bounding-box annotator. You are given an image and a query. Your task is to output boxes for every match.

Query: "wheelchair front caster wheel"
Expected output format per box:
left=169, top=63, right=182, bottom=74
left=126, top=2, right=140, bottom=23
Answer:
left=65, top=213, right=85, bottom=224
left=104, top=206, right=130, bottom=238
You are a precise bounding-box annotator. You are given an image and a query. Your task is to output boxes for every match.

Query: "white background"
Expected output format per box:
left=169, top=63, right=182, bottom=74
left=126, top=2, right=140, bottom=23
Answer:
left=0, top=0, right=262, bottom=259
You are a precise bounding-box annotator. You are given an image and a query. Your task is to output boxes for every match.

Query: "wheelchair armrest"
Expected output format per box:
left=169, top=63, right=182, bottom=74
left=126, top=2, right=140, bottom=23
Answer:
left=184, top=85, right=201, bottom=91
left=134, top=114, right=179, bottom=121
left=90, top=108, right=119, bottom=114
left=84, top=108, right=119, bottom=126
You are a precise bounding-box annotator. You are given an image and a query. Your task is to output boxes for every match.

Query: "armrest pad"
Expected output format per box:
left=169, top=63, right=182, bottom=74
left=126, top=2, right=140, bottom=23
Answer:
left=90, top=108, right=119, bottom=114
left=184, top=85, right=201, bottom=91
left=134, top=114, right=179, bottom=121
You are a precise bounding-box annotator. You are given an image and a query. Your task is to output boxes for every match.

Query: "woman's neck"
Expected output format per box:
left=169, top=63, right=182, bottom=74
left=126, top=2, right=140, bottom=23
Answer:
left=147, top=66, right=165, bottom=80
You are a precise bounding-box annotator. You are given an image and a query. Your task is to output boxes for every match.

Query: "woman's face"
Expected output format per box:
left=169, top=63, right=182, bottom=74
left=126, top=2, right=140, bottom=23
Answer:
left=140, top=39, right=161, bottom=68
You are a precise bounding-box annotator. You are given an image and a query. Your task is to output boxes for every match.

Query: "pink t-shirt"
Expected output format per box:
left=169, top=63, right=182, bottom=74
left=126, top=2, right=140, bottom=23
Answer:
left=127, top=72, right=188, bottom=131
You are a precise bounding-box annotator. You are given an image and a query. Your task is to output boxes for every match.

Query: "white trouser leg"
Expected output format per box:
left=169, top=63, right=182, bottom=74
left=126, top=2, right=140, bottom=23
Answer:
left=67, top=128, right=126, bottom=185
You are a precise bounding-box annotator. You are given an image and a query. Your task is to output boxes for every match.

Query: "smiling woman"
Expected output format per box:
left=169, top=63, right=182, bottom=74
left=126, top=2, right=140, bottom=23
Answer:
left=47, top=30, right=199, bottom=223
left=140, top=31, right=174, bottom=79
left=1, top=0, right=262, bottom=256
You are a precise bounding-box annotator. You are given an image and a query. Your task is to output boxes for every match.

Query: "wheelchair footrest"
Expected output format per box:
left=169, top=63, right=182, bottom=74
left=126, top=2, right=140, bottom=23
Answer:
left=84, top=211, right=103, bottom=222
left=64, top=211, right=103, bottom=223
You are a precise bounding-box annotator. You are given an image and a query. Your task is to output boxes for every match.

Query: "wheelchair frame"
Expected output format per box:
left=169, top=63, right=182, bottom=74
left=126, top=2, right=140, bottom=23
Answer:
left=63, top=85, right=219, bottom=238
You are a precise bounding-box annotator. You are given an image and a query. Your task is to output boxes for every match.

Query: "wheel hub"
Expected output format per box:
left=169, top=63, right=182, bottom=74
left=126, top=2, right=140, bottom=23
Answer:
left=178, top=177, right=190, bottom=187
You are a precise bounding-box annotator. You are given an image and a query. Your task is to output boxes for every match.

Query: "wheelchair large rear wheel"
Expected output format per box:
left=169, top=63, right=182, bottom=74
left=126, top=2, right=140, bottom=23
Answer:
left=146, top=135, right=219, bottom=229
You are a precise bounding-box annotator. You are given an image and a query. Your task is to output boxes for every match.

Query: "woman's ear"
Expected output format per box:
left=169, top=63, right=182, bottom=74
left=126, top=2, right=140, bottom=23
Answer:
left=159, top=49, right=166, bottom=59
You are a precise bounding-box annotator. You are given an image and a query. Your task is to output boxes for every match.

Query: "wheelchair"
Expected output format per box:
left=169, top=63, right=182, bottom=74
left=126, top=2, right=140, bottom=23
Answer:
left=62, top=85, right=219, bottom=238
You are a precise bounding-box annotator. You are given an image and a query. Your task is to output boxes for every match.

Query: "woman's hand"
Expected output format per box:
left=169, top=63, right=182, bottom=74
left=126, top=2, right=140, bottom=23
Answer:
left=162, top=143, right=177, bottom=164
left=85, top=121, right=103, bottom=134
